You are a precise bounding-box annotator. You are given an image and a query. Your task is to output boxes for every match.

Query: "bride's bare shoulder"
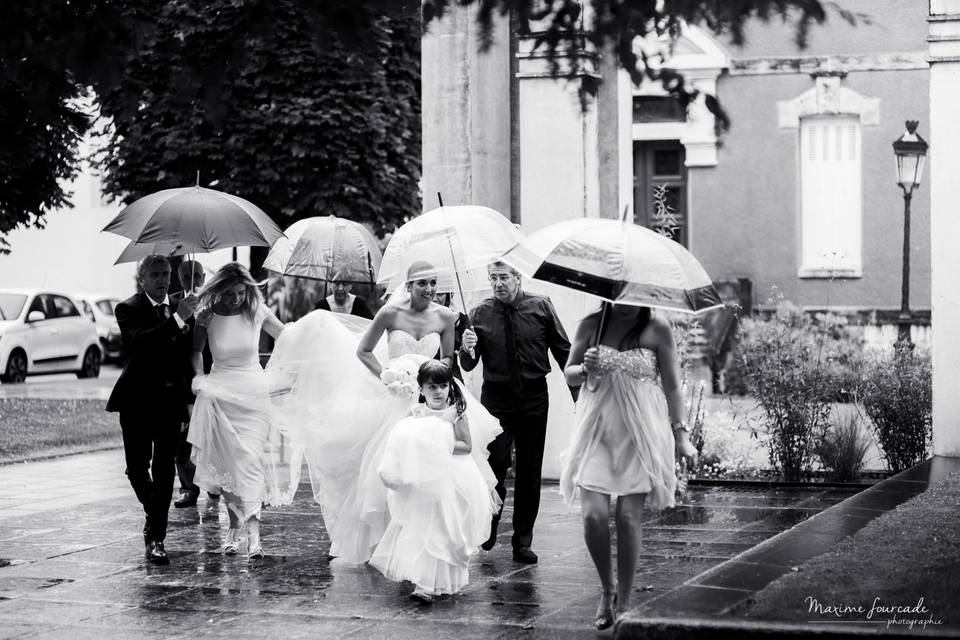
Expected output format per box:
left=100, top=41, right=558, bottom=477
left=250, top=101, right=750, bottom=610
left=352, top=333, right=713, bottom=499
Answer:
left=373, top=304, right=400, bottom=322
left=434, top=304, right=457, bottom=321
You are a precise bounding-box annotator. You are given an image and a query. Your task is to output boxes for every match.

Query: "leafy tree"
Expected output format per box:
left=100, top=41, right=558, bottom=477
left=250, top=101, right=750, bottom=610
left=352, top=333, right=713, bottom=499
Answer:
left=1, top=0, right=854, bottom=251
left=95, top=0, right=421, bottom=249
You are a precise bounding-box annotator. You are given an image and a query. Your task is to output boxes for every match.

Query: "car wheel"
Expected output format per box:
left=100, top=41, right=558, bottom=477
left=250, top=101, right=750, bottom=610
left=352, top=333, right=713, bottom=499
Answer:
left=77, top=347, right=101, bottom=379
left=1, top=350, right=28, bottom=384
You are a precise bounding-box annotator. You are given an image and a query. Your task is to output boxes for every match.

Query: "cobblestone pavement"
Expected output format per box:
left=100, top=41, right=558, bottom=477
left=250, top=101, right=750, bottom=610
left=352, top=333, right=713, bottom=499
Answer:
left=0, top=450, right=859, bottom=639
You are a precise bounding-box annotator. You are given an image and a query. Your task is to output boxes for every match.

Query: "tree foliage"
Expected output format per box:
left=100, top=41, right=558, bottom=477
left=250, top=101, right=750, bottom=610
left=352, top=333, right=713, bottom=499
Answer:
left=1, top=0, right=854, bottom=251
left=96, top=1, right=422, bottom=242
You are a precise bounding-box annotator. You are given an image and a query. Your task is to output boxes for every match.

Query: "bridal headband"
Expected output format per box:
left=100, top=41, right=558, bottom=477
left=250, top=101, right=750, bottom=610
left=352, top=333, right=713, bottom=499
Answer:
left=406, top=260, right=440, bottom=282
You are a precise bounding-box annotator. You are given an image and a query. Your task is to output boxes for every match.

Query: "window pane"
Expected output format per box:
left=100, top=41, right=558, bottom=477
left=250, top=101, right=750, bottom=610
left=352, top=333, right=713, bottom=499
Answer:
left=633, top=96, right=685, bottom=123
left=653, top=150, right=682, bottom=176
left=96, top=300, right=115, bottom=316
left=50, top=296, right=80, bottom=318
left=0, top=293, right=27, bottom=320
left=29, top=296, right=46, bottom=316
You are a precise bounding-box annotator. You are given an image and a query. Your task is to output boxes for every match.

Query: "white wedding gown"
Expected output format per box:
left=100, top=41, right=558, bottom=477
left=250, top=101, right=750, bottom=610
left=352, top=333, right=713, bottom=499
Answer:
left=267, top=310, right=500, bottom=565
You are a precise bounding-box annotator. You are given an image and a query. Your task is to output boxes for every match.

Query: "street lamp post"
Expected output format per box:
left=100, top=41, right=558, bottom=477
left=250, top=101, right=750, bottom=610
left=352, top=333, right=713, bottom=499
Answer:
left=892, top=120, right=929, bottom=345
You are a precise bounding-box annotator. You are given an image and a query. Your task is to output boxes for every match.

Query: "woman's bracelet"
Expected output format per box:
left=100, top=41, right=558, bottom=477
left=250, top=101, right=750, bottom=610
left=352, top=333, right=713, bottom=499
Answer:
left=671, top=420, right=689, bottom=434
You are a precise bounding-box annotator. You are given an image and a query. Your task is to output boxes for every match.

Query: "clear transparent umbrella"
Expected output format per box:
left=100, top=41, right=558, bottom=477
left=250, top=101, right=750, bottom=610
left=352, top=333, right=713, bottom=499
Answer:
left=263, top=216, right=382, bottom=283
left=378, top=205, right=523, bottom=296
left=500, top=217, right=722, bottom=314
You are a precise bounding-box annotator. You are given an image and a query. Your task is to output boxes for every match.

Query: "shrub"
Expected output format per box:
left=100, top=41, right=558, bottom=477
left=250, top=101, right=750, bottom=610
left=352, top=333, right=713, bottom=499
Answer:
left=815, top=407, right=872, bottom=481
left=728, top=302, right=864, bottom=402
left=737, top=294, right=835, bottom=481
left=860, top=343, right=932, bottom=472
left=693, top=407, right=768, bottom=479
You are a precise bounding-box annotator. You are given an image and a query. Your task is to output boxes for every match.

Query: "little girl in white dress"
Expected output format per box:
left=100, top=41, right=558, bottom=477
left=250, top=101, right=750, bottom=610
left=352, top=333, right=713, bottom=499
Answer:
left=371, top=360, right=499, bottom=603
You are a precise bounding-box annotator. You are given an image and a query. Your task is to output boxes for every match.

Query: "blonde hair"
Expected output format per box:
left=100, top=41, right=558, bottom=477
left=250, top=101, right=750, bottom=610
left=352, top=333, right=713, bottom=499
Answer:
left=196, top=262, right=263, bottom=324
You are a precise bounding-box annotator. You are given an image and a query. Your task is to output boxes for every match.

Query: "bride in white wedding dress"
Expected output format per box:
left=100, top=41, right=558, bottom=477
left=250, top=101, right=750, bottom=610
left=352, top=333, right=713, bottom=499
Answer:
left=268, top=261, right=500, bottom=565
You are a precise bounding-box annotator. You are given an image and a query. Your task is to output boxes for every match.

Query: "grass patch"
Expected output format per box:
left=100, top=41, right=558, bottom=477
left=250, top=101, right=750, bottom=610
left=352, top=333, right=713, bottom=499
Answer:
left=0, top=399, right=121, bottom=464
left=738, top=470, right=960, bottom=627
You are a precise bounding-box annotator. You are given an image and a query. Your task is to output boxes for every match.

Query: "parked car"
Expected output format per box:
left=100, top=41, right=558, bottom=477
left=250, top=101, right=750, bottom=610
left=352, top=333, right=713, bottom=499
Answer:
left=75, top=294, right=125, bottom=364
left=0, top=288, right=102, bottom=383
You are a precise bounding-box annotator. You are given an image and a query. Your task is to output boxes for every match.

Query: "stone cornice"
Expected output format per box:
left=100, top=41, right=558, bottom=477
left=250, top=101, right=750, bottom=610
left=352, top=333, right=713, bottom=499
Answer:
left=729, top=51, right=927, bottom=76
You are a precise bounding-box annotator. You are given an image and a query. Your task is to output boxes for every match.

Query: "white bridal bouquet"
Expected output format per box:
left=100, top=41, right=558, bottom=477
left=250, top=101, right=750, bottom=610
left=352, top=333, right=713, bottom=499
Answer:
left=380, top=357, right=420, bottom=398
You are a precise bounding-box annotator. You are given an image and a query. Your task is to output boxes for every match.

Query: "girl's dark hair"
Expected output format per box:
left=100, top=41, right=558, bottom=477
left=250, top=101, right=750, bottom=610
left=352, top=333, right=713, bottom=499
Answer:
left=591, top=302, right=652, bottom=350
left=417, top=360, right=467, bottom=415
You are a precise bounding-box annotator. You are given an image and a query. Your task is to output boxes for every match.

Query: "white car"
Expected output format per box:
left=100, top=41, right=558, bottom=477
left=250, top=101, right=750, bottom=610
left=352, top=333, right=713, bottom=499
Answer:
left=0, top=288, right=103, bottom=383
left=75, top=294, right=124, bottom=363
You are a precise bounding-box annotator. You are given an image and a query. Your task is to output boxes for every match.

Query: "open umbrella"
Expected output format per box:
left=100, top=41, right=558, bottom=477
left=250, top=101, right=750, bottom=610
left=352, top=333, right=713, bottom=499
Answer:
left=500, top=217, right=722, bottom=314
left=113, top=239, right=201, bottom=265
left=102, top=186, right=284, bottom=252
left=263, top=216, right=382, bottom=283
left=378, top=205, right=523, bottom=296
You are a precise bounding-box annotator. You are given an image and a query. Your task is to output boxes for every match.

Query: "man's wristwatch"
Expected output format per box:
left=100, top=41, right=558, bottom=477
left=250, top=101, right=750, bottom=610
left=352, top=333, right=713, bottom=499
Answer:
left=671, top=420, right=690, bottom=434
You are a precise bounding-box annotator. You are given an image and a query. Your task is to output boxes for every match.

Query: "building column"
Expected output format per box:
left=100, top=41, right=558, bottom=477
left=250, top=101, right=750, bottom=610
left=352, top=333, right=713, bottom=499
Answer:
left=421, top=4, right=511, bottom=215
left=929, top=0, right=960, bottom=456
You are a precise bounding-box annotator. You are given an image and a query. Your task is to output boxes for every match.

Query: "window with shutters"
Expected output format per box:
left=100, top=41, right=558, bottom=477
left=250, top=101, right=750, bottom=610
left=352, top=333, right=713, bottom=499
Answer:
left=798, top=115, right=863, bottom=278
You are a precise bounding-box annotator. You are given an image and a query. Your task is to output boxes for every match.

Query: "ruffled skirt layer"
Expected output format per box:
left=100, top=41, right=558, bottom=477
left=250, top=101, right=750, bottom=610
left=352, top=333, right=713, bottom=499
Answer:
left=267, top=310, right=501, bottom=564
left=370, top=415, right=497, bottom=594
left=559, top=371, right=676, bottom=510
left=188, top=364, right=292, bottom=521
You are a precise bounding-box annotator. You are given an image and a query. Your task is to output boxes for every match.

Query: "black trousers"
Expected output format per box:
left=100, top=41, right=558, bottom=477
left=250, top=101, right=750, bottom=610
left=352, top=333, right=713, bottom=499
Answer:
left=120, top=407, right=180, bottom=543
left=483, top=379, right=549, bottom=550
left=174, top=422, right=199, bottom=498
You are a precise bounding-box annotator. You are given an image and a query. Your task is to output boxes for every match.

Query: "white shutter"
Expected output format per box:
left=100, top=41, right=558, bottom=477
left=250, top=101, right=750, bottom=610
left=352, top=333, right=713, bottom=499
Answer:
left=799, top=116, right=863, bottom=277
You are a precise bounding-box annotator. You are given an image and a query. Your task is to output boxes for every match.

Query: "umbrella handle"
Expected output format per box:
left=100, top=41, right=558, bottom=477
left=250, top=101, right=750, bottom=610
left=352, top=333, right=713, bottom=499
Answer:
left=593, top=302, right=609, bottom=347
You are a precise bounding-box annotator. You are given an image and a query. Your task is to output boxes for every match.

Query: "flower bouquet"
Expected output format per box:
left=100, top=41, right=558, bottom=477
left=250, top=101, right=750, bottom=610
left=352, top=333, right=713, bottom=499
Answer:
left=379, top=356, right=421, bottom=399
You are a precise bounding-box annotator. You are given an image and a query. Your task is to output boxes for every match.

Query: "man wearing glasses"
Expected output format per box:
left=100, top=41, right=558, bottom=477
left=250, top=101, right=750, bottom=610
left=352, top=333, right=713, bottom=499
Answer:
left=460, top=260, right=577, bottom=564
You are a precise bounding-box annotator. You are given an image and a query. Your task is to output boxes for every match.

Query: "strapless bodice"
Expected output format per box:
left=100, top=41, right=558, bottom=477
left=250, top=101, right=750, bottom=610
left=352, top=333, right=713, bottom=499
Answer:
left=593, top=345, right=658, bottom=383
left=387, top=330, right=441, bottom=360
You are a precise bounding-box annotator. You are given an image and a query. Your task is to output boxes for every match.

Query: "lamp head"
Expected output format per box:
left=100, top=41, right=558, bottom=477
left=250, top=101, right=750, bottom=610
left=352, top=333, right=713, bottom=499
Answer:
left=892, top=120, right=929, bottom=194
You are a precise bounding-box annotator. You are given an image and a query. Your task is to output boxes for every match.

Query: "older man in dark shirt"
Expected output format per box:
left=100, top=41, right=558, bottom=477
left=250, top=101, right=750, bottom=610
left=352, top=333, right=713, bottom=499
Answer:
left=460, top=260, right=577, bottom=564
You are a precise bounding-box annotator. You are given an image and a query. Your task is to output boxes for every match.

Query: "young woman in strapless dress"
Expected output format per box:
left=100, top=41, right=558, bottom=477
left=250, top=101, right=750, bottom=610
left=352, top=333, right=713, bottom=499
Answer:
left=560, top=302, right=698, bottom=629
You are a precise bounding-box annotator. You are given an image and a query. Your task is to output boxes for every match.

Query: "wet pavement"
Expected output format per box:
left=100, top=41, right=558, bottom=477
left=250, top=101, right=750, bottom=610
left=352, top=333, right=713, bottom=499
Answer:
left=0, top=450, right=864, bottom=639
left=0, top=366, right=121, bottom=401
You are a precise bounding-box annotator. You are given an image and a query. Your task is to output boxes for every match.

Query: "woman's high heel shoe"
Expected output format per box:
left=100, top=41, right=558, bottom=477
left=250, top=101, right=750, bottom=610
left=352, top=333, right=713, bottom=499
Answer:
left=594, top=591, right=616, bottom=631
left=222, top=528, right=241, bottom=555
left=247, top=532, right=264, bottom=559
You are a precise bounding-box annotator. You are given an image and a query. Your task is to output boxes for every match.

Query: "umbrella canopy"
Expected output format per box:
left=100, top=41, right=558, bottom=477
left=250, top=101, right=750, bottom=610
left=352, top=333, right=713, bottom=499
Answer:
left=501, top=218, right=722, bottom=313
left=102, top=186, right=284, bottom=251
left=113, top=240, right=202, bottom=265
left=378, top=205, right=523, bottom=294
left=262, top=216, right=382, bottom=283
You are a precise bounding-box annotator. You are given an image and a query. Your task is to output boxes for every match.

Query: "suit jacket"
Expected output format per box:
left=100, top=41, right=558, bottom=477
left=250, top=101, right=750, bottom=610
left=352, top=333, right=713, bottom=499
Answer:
left=106, top=292, right=193, bottom=419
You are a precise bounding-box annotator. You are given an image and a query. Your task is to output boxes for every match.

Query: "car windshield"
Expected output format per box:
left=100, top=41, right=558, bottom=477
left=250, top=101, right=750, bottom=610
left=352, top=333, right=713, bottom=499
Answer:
left=0, top=293, right=28, bottom=320
left=96, top=300, right=116, bottom=316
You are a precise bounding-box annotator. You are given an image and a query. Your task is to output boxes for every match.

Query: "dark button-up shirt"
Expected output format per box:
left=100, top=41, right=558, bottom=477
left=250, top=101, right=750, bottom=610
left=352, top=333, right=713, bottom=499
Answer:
left=460, top=291, right=573, bottom=413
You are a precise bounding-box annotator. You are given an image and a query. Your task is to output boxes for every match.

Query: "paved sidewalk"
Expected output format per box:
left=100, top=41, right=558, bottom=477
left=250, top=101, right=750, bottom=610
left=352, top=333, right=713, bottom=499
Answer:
left=0, top=451, right=860, bottom=639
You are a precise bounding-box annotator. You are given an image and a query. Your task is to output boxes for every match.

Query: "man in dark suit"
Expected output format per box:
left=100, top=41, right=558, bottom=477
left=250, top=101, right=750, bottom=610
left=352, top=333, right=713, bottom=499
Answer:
left=171, top=260, right=214, bottom=508
left=313, top=280, right=374, bottom=319
left=106, top=255, right=198, bottom=564
left=460, top=261, right=577, bottom=565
